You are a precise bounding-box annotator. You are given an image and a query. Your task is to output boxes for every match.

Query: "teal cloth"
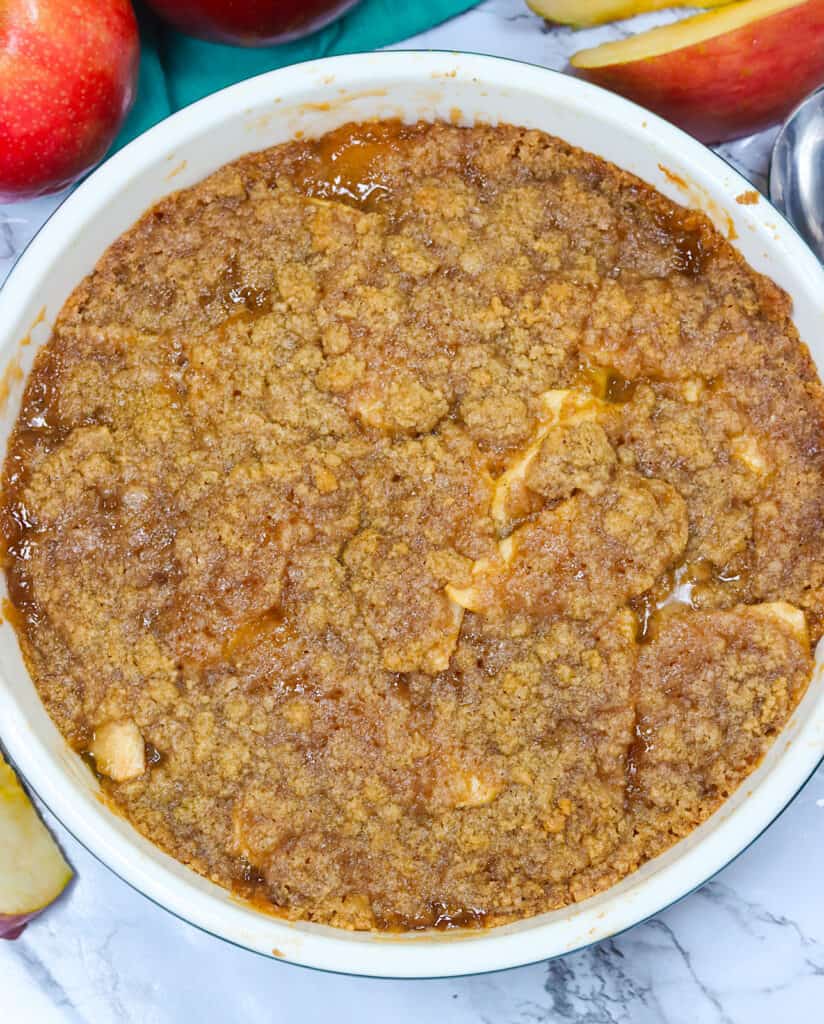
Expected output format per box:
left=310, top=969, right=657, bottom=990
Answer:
left=116, top=0, right=479, bottom=150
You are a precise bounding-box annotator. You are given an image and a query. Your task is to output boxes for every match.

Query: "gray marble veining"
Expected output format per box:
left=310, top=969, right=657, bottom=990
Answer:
left=1, top=2, right=821, bottom=1021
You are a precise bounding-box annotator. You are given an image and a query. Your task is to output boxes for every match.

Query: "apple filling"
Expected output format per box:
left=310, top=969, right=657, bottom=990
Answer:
left=90, top=720, right=146, bottom=782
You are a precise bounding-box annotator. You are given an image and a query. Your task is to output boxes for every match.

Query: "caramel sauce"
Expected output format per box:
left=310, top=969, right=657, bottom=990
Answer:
left=0, top=357, right=23, bottom=413
left=579, top=365, right=640, bottom=405
left=3, top=347, right=67, bottom=494
left=292, top=120, right=421, bottom=211
left=230, top=859, right=268, bottom=903
left=231, top=876, right=484, bottom=934
left=387, top=673, right=411, bottom=702
left=19, top=305, right=47, bottom=347
left=629, top=558, right=743, bottom=646
left=0, top=349, right=88, bottom=633
left=652, top=206, right=712, bottom=277
left=376, top=900, right=488, bottom=932
left=605, top=372, right=639, bottom=404
left=670, top=229, right=708, bottom=276
left=222, top=605, right=291, bottom=659
left=656, top=163, right=736, bottom=241
left=80, top=750, right=104, bottom=781
left=626, top=719, right=653, bottom=801
left=629, top=589, right=659, bottom=645
left=202, top=255, right=271, bottom=314
left=657, top=165, right=689, bottom=191
left=1, top=596, right=20, bottom=629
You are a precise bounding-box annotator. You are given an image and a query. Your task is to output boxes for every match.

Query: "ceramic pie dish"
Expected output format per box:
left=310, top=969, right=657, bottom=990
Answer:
left=0, top=50, right=822, bottom=978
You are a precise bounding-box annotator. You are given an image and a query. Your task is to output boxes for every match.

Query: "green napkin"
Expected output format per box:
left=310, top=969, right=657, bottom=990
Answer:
left=117, top=0, right=480, bottom=150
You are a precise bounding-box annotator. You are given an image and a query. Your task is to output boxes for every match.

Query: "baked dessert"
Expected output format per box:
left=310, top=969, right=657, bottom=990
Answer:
left=2, top=120, right=822, bottom=931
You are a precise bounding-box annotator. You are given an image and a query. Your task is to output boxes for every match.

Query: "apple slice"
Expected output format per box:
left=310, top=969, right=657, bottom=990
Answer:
left=490, top=388, right=610, bottom=533
left=571, top=0, right=824, bottom=143
left=527, top=0, right=728, bottom=28
left=0, top=754, right=72, bottom=939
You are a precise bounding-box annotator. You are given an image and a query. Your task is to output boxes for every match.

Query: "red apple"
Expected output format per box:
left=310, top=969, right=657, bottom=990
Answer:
left=143, top=0, right=361, bottom=47
left=0, top=0, right=139, bottom=201
left=1, top=754, right=72, bottom=939
left=570, top=0, right=824, bottom=144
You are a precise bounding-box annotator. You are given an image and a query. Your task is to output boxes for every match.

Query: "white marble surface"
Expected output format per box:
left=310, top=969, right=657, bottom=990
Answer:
left=1, top=2, right=821, bottom=1020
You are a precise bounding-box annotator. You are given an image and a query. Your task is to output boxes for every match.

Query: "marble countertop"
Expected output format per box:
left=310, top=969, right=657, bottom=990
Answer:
left=2, top=2, right=822, bottom=1020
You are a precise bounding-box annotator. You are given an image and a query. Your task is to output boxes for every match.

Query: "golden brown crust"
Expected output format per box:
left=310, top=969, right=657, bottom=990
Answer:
left=2, top=120, right=822, bottom=930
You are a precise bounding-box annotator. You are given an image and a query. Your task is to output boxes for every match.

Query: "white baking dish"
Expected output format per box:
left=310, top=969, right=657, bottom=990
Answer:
left=0, top=51, right=822, bottom=978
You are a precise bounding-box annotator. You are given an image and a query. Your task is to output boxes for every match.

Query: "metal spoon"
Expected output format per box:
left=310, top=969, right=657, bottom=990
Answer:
left=770, top=86, right=824, bottom=262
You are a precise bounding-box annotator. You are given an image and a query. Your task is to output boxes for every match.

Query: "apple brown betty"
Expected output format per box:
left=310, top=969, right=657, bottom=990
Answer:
left=2, top=121, right=823, bottom=931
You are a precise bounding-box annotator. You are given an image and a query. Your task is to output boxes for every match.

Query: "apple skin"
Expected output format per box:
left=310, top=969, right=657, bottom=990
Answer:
left=0, top=0, right=139, bottom=201
left=143, top=0, right=361, bottom=47
left=572, top=0, right=824, bottom=144
left=0, top=912, right=39, bottom=941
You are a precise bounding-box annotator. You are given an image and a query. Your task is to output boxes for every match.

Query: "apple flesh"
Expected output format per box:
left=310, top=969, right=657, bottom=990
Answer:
left=0, top=754, right=72, bottom=939
left=527, top=0, right=728, bottom=28
left=0, top=0, right=139, bottom=201
left=143, top=0, right=361, bottom=47
left=571, top=0, right=824, bottom=143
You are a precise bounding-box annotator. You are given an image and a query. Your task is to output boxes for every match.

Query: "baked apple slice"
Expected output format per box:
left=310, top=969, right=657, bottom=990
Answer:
left=491, top=388, right=612, bottom=533
left=0, top=754, right=72, bottom=939
left=527, top=0, right=728, bottom=28
left=571, top=0, right=824, bottom=143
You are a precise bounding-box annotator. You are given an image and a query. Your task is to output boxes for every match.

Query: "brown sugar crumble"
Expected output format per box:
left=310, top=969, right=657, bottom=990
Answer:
left=2, top=120, right=823, bottom=931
